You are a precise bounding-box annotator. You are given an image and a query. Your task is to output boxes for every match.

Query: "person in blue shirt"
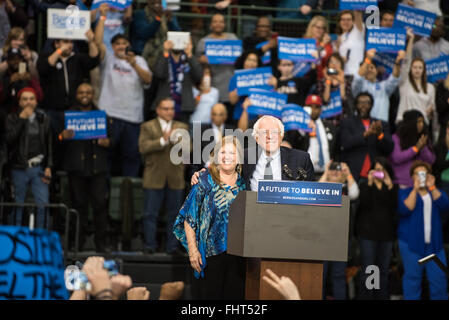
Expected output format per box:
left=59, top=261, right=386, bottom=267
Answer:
left=352, top=48, right=405, bottom=123
left=398, top=160, right=449, bottom=300
left=173, top=135, right=246, bottom=299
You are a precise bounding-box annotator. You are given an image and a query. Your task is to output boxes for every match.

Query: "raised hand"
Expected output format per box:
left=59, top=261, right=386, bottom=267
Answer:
left=262, top=269, right=300, bottom=300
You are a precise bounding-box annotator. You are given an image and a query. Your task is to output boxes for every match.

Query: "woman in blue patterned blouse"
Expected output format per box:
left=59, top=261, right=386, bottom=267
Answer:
left=173, top=135, right=246, bottom=299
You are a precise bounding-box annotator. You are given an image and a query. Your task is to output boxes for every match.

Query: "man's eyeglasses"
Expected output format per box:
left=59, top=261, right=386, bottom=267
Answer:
left=259, top=129, right=281, bottom=136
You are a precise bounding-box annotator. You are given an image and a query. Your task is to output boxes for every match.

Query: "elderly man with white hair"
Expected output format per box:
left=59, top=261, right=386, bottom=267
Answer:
left=192, top=115, right=315, bottom=188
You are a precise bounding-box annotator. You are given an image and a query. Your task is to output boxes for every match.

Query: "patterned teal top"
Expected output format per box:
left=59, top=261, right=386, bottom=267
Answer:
left=173, top=170, right=246, bottom=279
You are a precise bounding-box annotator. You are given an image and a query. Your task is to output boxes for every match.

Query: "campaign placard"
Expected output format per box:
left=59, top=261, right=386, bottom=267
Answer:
left=393, top=4, right=437, bottom=37
left=234, top=67, right=273, bottom=96
left=426, top=55, right=449, bottom=83
left=321, top=90, right=343, bottom=119
left=205, top=39, right=242, bottom=65
left=278, top=37, right=317, bottom=62
left=47, top=8, right=90, bottom=40
left=366, top=28, right=406, bottom=53
left=372, top=52, right=397, bottom=75
left=90, top=0, right=132, bottom=10
left=281, top=104, right=312, bottom=132
left=64, top=110, right=107, bottom=140
left=292, top=61, right=312, bottom=77
left=257, top=180, right=343, bottom=207
left=247, top=89, right=286, bottom=117
left=339, top=0, right=378, bottom=10
left=0, top=226, right=69, bottom=300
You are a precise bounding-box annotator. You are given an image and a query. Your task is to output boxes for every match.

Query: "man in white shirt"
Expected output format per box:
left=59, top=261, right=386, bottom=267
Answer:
left=95, top=4, right=152, bottom=177
left=138, top=97, right=189, bottom=254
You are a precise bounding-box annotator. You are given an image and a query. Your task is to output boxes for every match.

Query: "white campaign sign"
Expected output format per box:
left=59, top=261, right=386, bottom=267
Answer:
left=47, top=8, right=90, bottom=40
left=167, top=31, right=191, bottom=50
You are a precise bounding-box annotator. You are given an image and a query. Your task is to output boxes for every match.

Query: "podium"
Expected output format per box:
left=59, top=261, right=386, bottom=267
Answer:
left=227, top=190, right=350, bottom=300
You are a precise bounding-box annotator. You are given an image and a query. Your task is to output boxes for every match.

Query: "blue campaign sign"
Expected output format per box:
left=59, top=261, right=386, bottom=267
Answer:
left=64, top=110, right=107, bottom=140
left=372, top=52, right=397, bottom=75
left=366, top=28, right=407, bottom=53
left=91, top=0, right=132, bottom=10
left=393, top=4, right=436, bottom=37
left=339, top=0, right=377, bottom=10
left=247, top=89, right=286, bottom=117
left=256, top=41, right=271, bottom=65
left=0, top=226, right=69, bottom=300
left=235, top=67, right=273, bottom=96
left=205, top=39, right=242, bottom=65
left=321, top=90, right=343, bottom=119
left=292, top=61, right=312, bottom=77
left=257, top=180, right=343, bottom=207
left=426, top=55, right=449, bottom=83
left=281, top=104, right=312, bottom=132
left=278, top=37, right=317, bottom=62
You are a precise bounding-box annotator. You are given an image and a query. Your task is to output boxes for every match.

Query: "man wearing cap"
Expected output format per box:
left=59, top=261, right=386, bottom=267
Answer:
left=284, top=94, right=338, bottom=177
left=96, top=4, right=152, bottom=177
left=5, top=87, right=52, bottom=228
left=0, top=47, right=43, bottom=114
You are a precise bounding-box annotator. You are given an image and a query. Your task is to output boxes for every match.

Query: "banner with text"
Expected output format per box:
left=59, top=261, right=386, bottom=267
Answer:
left=235, top=67, right=273, bottom=96
left=47, top=8, right=90, bottom=40
left=0, top=226, right=69, bottom=300
left=366, top=28, right=406, bottom=53
left=205, top=39, right=242, bottom=65
left=64, top=110, right=107, bottom=140
left=247, top=89, right=287, bottom=117
left=426, top=55, right=449, bottom=83
left=339, top=0, right=378, bottom=10
left=278, top=37, right=317, bottom=62
left=257, top=180, right=343, bottom=207
left=372, top=52, right=397, bottom=75
left=292, top=61, right=312, bottom=77
left=91, top=0, right=132, bottom=9
left=281, top=104, right=312, bottom=132
left=321, top=90, right=343, bottom=119
left=393, top=4, right=436, bottom=37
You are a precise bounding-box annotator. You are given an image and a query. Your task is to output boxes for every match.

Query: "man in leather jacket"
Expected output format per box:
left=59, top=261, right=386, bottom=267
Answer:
left=5, top=87, right=52, bottom=228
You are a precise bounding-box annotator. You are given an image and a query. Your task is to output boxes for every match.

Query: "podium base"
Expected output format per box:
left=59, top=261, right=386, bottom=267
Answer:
left=246, top=258, right=323, bottom=300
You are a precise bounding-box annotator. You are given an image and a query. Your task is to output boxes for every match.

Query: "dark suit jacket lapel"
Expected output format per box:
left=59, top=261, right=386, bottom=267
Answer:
left=280, top=146, right=290, bottom=180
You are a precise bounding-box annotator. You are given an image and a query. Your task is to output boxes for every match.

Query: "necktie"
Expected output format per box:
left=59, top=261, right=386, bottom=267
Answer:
left=315, top=124, right=325, bottom=168
left=264, top=157, right=273, bottom=180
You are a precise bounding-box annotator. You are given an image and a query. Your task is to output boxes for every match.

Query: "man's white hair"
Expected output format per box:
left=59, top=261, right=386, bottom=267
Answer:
left=252, top=115, right=285, bottom=138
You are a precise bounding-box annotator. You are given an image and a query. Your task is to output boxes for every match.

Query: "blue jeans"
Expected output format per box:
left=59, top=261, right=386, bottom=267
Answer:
left=358, top=238, right=393, bottom=300
left=143, top=185, right=184, bottom=252
left=11, top=166, right=49, bottom=229
left=323, top=261, right=347, bottom=300
left=110, top=118, right=141, bottom=177
left=398, top=239, right=448, bottom=300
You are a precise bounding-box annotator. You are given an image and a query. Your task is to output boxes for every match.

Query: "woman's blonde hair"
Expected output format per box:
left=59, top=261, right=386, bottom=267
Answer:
left=209, top=135, right=243, bottom=186
left=3, top=27, right=25, bottom=54
left=304, top=16, right=329, bottom=41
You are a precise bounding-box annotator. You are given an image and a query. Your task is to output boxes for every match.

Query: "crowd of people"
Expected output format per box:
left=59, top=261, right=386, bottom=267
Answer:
left=1, top=0, right=449, bottom=300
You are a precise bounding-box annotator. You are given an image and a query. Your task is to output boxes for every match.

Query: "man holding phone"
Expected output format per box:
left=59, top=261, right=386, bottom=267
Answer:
left=95, top=4, right=152, bottom=177
left=5, top=87, right=52, bottom=229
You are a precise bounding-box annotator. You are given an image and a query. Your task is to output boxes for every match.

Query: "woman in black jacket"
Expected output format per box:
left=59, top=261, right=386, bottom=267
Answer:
left=356, top=156, right=397, bottom=300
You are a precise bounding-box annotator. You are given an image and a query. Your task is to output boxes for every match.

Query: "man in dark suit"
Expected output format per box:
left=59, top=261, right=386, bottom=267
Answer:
left=192, top=115, right=315, bottom=187
left=284, top=94, right=338, bottom=178
left=340, top=92, right=394, bottom=181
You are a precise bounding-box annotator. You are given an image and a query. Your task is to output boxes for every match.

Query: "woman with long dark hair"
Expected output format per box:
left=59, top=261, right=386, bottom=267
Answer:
left=389, top=110, right=436, bottom=188
left=356, top=157, right=397, bottom=300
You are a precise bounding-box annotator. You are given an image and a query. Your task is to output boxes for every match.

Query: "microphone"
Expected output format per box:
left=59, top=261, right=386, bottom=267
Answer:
left=296, top=168, right=308, bottom=181
left=283, top=164, right=295, bottom=180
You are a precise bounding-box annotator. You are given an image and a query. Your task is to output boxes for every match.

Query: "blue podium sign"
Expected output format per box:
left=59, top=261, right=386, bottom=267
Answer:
left=257, top=180, right=342, bottom=207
